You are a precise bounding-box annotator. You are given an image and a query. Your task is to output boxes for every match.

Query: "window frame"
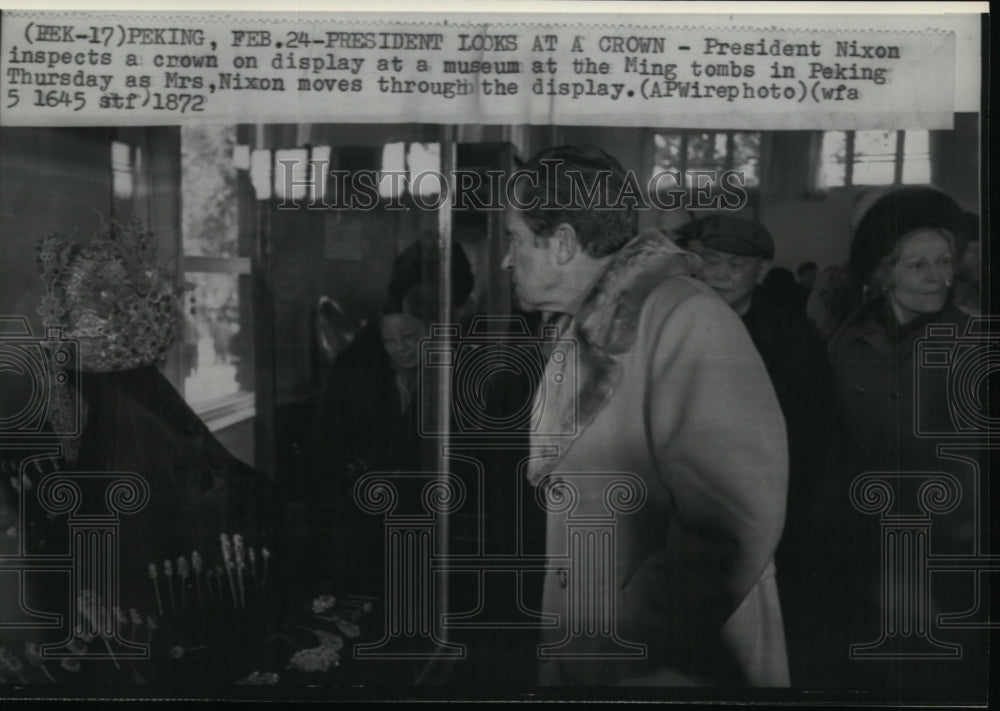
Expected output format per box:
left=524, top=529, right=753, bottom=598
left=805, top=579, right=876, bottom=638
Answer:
left=820, top=129, right=930, bottom=189
left=178, top=124, right=256, bottom=432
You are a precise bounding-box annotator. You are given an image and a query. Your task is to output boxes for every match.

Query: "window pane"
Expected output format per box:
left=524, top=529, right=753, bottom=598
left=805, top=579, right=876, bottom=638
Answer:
left=686, top=131, right=724, bottom=171
left=182, top=271, right=243, bottom=405
left=902, top=130, right=931, bottom=184
left=379, top=142, right=406, bottom=199
left=111, top=140, right=133, bottom=199
left=310, top=145, right=332, bottom=203
left=181, top=125, right=238, bottom=257
left=652, top=132, right=683, bottom=174
left=853, top=130, right=897, bottom=185
left=732, top=132, right=760, bottom=188
left=407, top=142, right=442, bottom=198
left=819, top=131, right=848, bottom=188
left=273, top=148, right=309, bottom=202
left=250, top=149, right=272, bottom=200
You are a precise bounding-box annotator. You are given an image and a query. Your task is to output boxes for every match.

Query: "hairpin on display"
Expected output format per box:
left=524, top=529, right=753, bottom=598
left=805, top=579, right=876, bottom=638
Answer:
left=247, top=547, right=258, bottom=597
left=163, top=559, right=176, bottom=616
left=232, top=534, right=247, bottom=610
left=145, top=614, right=158, bottom=648
left=24, top=642, right=56, bottom=683
left=214, top=563, right=230, bottom=609
left=220, top=534, right=238, bottom=609
left=176, top=556, right=190, bottom=613
left=260, top=547, right=271, bottom=598
left=205, top=568, right=217, bottom=607
left=170, top=644, right=208, bottom=660
left=0, top=646, right=28, bottom=684
left=191, top=551, right=204, bottom=611
left=148, top=563, right=164, bottom=617
left=129, top=608, right=143, bottom=641
left=78, top=591, right=120, bottom=669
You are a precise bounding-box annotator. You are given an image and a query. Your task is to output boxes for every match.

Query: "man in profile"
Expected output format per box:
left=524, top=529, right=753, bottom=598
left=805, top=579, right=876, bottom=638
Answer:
left=502, top=146, right=789, bottom=686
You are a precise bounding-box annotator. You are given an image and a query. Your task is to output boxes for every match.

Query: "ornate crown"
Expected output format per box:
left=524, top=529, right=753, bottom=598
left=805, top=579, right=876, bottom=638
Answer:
left=37, top=216, right=180, bottom=372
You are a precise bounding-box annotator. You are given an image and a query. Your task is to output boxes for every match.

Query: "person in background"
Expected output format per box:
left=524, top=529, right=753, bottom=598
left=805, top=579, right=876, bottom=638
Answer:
left=689, top=214, right=830, bottom=687
left=693, top=215, right=772, bottom=317
left=310, top=280, right=438, bottom=594
left=804, top=264, right=864, bottom=342
left=815, top=186, right=984, bottom=691
left=503, top=146, right=789, bottom=687
left=797, top=261, right=818, bottom=292
left=309, top=234, right=476, bottom=589
left=795, top=261, right=818, bottom=311
left=761, top=266, right=803, bottom=312
left=951, top=211, right=981, bottom=316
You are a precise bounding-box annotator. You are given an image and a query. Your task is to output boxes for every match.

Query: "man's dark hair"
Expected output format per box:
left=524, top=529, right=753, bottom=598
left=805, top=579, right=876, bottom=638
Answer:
left=517, top=145, right=637, bottom=258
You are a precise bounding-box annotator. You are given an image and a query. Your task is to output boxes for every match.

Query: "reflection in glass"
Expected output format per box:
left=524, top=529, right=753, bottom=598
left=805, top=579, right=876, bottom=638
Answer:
left=819, top=131, right=848, bottom=188
left=731, top=132, right=760, bottom=188
left=182, top=271, right=242, bottom=405
left=853, top=130, right=896, bottom=186
left=181, top=125, right=239, bottom=257
left=901, top=130, right=931, bottom=185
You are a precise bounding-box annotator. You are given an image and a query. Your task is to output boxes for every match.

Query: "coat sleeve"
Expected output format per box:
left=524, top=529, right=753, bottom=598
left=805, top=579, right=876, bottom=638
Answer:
left=617, top=287, right=789, bottom=668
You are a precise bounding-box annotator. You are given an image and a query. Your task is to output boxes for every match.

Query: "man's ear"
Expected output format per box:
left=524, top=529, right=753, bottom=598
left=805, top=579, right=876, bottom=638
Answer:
left=551, top=222, right=579, bottom=266
left=756, top=259, right=772, bottom=284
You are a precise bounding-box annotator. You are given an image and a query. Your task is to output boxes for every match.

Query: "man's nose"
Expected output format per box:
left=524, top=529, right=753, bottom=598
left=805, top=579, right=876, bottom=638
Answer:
left=501, top=251, right=513, bottom=271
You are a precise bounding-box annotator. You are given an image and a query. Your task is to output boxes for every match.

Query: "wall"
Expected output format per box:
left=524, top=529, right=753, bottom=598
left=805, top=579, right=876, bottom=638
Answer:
left=0, top=128, right=113, bottom=330
left=560, top=115, right=980, bottom=272
left=761, top=114, right=980, bottom=271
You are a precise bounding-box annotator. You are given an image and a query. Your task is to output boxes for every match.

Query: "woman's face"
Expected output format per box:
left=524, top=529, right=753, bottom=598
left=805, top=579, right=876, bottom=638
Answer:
left=380, top=312, right=427, bottom=372
left=887, top=229, right=954, bottom=324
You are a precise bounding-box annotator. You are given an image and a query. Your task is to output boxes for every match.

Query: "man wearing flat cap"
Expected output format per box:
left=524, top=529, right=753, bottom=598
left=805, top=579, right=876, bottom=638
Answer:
left=691, top=214, right=775, bottom=316
left=691, top=214, right=831, bottom=685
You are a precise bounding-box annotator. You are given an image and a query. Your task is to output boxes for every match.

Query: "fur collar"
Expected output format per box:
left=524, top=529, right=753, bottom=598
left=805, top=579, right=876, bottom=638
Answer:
left=527, top=229, right=700, bottom=485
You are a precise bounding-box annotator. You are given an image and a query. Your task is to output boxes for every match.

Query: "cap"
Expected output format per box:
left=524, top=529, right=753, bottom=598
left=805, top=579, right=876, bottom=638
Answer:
left=697, top=215, right=775, bottom=260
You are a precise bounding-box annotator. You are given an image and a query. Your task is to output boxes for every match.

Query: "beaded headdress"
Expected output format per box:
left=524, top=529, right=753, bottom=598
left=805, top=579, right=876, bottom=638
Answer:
left=37, top=216, right=180, bottom=372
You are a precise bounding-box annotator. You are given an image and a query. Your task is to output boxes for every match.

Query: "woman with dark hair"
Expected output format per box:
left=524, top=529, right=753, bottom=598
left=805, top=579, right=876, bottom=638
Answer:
left=811, top=187, right=984, bottom=690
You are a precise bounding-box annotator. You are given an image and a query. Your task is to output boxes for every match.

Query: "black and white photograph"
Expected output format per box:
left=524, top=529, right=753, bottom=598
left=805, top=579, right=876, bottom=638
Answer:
left=0, top=2, right=993, bottom=705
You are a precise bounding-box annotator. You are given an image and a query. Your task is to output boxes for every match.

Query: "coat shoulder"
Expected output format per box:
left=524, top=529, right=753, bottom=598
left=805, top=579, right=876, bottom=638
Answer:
left=644, top=274, right=725, bottom=317
left=642, top=275, right=748, bottom=336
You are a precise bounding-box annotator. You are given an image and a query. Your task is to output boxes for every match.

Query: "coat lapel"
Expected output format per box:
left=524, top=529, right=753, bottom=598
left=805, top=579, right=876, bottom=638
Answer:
left=526, top=230, right=699, bottom=485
